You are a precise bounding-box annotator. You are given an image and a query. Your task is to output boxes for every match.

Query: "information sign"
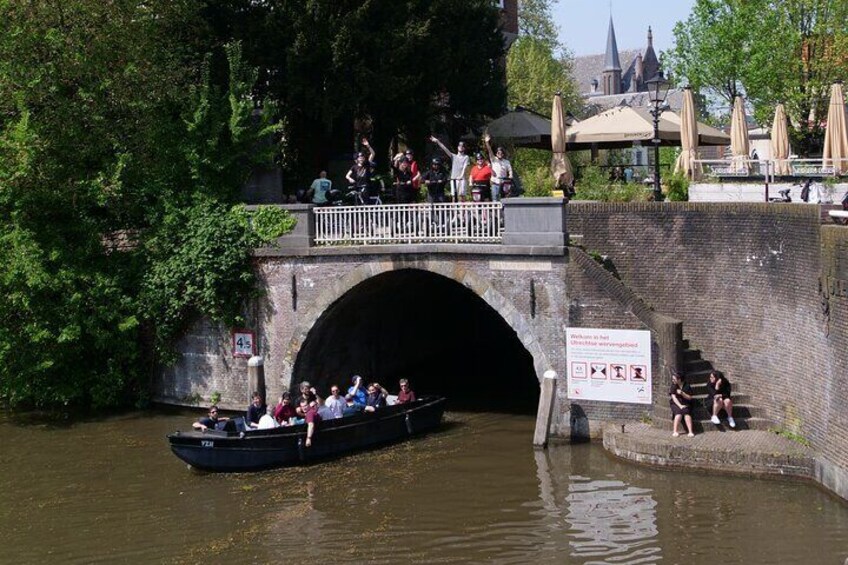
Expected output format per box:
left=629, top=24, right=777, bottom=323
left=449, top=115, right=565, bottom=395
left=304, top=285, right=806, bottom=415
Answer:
left=566, top=328, right=651, bottom=404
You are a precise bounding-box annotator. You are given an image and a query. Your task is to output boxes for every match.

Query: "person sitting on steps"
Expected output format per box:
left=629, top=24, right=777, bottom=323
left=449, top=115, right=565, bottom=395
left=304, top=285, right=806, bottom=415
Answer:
left=707, top=370, right=736, bottom=428
left=669, top=371, right=695, bottom=437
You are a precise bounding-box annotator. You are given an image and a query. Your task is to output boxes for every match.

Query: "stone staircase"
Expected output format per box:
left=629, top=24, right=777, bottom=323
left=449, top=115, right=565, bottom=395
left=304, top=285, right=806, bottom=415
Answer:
left=654, top=339, right=772, bottom=433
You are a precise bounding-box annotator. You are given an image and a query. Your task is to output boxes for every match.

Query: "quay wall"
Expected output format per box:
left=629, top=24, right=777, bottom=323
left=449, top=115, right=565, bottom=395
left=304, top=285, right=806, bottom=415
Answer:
left=568, top=202, right=848, bottom=498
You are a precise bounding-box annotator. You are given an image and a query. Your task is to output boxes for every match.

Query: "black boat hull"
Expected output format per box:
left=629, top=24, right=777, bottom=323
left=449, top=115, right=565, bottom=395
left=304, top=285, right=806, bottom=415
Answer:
left=168, top=396, right=446, bottom=472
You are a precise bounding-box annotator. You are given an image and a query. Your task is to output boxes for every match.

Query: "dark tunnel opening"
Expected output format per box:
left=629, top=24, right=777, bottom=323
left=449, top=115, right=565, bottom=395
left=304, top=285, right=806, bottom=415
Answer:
left=292, top=269, right=540, bottom=413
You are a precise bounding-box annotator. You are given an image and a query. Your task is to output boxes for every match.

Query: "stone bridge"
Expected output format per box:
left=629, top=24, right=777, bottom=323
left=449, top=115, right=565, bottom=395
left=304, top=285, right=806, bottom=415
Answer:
left=155, top=200, right=848, bottom=499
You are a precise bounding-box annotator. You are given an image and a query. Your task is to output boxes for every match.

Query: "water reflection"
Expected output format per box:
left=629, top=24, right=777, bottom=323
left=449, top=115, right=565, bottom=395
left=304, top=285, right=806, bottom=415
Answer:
left=1, top=410, right=847, bottom=564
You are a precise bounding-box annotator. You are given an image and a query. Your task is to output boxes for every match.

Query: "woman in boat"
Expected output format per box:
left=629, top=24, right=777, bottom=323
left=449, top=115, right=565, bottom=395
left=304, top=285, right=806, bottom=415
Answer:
left=273, top=392, right=297, bottom=425
left=707, top=370, right=736, bottom=428
left=300, top=398, right=322, bottom=447
left=669, top=372, right=695, bottom=437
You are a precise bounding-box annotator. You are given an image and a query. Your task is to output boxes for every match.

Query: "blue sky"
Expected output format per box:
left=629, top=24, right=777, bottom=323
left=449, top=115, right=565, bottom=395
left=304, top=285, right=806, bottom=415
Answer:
left=552, top=0, right=697, bottom=56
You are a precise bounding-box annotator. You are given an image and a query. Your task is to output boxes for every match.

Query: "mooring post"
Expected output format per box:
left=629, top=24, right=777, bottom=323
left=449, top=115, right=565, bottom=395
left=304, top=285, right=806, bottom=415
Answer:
left=533, top=370, right=557, bottom=449
left=248, top=355, right=266, bottom=405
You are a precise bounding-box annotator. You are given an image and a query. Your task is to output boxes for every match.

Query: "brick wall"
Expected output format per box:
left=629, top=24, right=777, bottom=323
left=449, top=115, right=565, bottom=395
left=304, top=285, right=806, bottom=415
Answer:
left=569, top=202, right=848, bottom=493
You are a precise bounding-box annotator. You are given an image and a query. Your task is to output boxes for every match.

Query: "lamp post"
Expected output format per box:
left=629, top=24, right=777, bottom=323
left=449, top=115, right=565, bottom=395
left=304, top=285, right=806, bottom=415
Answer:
left=646, top=71, right=670, bottom=201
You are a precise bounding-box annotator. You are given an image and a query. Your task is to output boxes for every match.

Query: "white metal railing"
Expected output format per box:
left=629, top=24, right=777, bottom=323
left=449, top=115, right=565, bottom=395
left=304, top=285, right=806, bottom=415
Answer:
left=314, top=202, right=503, bottom=245
left=695, top=158, right=848, bottom=180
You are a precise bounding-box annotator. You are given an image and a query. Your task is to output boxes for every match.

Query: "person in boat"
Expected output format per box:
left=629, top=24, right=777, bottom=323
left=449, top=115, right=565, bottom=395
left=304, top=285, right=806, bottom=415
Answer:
left=273, top=392, right=297, bottom=425
left=669, top=371, right=695, bottom=438
left=347, top=375, right=367, bottom=406
left=193, top=405, right=228, bottom=432
left=247, top=391, right=266, bottom=429
left=364, top=383, right=387, bottom=412
left=296, top=381, right=320, bottom=416
left=300, top=398, right=322, bottom=447
left=396, top=378, right=416, bottom=404
left=707, top=370, right=736, bottom=428
left=343, top=394, right=365, bottom=417
left=257, top=407, right=277, bottom=430
left=323, top=385, right=346, bottom=419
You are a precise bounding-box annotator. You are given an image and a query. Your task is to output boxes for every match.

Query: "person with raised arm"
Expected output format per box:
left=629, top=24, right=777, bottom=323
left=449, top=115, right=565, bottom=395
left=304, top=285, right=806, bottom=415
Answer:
left=484, top=133, right=513, bottom=201
left=429, top=135, right=470, bottom=202
left=707, top=370, right=736, bottom=428
left=345, top=138, right=377, bottom=203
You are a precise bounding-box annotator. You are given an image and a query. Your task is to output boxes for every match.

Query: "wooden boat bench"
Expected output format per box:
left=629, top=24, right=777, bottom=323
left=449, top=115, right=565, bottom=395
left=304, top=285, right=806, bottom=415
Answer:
left=828, top=210, right=848, bottom=225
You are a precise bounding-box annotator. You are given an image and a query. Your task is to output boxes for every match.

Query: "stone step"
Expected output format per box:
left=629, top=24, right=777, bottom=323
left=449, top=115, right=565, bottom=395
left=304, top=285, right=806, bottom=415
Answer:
left=683, top=348, right=702, bottom=362
left=654, top=416, right=773, bottom=433
left=656, top=403, right=764, bottom=421
left=682, top=338, right=690, bottom=349
left=682, top=358, right=713, bottom=373
left=688, top=382, right=747, bottom=395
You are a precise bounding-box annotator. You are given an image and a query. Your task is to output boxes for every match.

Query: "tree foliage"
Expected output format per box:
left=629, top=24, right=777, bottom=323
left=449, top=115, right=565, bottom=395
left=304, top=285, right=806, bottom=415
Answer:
left=507, top=37, right=581, bottom=116
left=0, top=0, right=507, bottom=409
left=518, top=0, right=562, bottom=52
left=0, top=1, right=292, bottom=409
left=666, top=0, right=848, bottom=154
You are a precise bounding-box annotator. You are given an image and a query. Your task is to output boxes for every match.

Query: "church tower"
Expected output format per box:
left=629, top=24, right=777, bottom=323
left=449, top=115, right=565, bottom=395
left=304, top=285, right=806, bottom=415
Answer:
left=602, top=17, right=622, bottom=95
left=641, top=26, right=660, bottom=82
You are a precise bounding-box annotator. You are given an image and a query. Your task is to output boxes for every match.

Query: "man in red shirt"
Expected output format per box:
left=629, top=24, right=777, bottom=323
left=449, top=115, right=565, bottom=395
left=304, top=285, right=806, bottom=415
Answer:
left=397, top=379, right=416, bottom=404
left=300, top=398, right=322, bottom=447
left=469, top=152, right=493, bottom=201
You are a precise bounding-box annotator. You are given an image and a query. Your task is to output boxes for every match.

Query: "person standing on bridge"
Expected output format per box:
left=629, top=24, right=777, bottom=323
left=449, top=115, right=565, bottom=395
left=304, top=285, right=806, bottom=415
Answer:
left=430, top=135, right=470, bottom=202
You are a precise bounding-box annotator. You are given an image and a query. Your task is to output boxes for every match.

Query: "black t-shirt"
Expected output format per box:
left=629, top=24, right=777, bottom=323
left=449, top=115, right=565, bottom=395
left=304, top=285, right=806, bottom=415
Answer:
left=421, top=169, right=448, bottom=192
left=707, top=377, right=731, bottom=398
left=247, top=403, right=266, bottom=425
left=348, top=162, right=374, bottom=188
left=198, top=416, right=219, bottom=429
left=394, top=167, right=414, bottom=186
left=669, top=382, right=692, bottom=406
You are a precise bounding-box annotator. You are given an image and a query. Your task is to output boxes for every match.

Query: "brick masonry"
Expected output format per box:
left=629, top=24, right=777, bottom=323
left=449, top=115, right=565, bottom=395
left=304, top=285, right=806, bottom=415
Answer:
left=569, top=202, right=848, bottom=499
left=155, top=202, right=848, bottom=500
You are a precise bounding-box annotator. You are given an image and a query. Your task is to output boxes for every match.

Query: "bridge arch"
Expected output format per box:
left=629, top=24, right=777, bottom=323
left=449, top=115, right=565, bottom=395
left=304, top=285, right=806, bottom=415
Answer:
left=282, top=259, right=552, bottom=411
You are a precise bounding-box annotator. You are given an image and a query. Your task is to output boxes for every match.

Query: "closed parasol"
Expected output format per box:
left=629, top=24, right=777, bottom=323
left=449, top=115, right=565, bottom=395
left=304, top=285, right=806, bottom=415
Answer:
left=551, top=92, right=573, bottom=188
left=730, top=95, right=750, bottom=173
left=823, top=81, right=848, bottom=175
left=770, top=104, right=791, bottom=176
left=673, top=87, right=702, bottom=180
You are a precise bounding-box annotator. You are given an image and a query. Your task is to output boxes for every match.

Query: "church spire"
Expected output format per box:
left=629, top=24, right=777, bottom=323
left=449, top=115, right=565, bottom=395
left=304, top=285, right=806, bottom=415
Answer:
left=647, top=25, right=653, bottom=48
left=604, top=17, right=622, bottom=71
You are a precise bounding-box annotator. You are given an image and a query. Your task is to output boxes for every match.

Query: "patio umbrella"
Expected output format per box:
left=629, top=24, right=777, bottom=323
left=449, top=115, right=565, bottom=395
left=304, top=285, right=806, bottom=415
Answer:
left=565, top=106, right=729, bottom=149
left=674, top=87, right=701, bottom=180
left=485, top=106, right=556, bottom=149
left=770, top=104, right=791, bottom=176
left=551, top=93, right=573, bottom=188
left=730, top=95, right=750, bottom=173
left=823, top=82, right=848, bottom=175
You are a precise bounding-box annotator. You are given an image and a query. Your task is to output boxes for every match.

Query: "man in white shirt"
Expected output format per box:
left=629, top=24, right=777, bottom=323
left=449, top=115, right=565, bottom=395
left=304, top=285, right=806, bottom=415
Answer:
left=430, top=135, right=471, bottom=202
left=484, top=133, right=513, bottom=201
left=323, top=385, right=346, bottom=419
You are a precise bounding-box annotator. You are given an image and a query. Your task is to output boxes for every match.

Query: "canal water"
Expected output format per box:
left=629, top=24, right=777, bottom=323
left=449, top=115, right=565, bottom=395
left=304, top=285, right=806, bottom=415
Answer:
left=1, top=409, right=846, bottom=564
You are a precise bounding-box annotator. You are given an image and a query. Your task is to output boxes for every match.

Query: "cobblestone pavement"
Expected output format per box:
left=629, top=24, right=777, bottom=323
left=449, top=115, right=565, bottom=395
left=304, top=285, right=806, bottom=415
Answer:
left=602, top=423, right=816, bottom=480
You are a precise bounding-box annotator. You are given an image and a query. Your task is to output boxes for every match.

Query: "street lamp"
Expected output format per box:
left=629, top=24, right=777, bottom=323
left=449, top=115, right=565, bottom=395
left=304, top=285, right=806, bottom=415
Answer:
left=646, top=71, right=670, bottom=201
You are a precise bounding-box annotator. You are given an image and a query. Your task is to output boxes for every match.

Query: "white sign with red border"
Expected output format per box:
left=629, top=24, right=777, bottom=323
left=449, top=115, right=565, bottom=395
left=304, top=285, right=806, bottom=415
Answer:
left=232, top=329, right=255, bottom=358
left=566, top=328, right=651, bottom=404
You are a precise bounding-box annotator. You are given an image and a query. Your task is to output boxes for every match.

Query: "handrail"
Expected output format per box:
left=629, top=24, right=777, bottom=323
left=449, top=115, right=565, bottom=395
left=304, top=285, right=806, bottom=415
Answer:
left=314, top=202, right=503, bottom=246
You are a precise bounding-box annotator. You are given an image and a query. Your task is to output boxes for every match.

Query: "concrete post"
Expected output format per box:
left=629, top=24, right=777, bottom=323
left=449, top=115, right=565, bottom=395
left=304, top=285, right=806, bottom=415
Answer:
left=248, top=355, right=266, bottom=404
left=533, top=370, right=558, bottom=449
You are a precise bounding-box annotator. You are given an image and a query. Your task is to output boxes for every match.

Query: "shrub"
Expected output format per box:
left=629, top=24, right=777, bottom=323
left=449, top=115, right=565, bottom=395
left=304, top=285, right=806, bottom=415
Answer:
left=521, top=166, right=554, bottom=197
left=665, top=172, right=690, bottom=201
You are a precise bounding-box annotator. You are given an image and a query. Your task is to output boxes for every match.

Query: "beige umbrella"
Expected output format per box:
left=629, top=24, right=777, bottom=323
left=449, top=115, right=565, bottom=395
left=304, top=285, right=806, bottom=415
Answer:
left=674, top=87, right=701, bottom=180
left=770, top=104, right=791, bottom=176
left=565, top=106, right=729, bottom=148
left=823, top=82, right=848, bottom=175
left=551, top=93, right=573, bottom=188
left=730, top=95, right=750, bottom=173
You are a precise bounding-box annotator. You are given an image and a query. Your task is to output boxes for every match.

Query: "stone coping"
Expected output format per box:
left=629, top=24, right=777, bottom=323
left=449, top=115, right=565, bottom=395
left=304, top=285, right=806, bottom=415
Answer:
left=254, top=243, right=567, bottom=257
left=603, top=423, right=817, bottom=482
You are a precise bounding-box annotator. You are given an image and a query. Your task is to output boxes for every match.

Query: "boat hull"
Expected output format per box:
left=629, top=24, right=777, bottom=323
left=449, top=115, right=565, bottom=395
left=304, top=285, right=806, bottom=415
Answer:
left=168, top=396, right=446, bottom=472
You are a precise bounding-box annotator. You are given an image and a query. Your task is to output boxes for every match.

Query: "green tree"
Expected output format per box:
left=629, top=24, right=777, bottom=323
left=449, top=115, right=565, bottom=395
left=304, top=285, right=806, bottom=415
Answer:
left=507, top=36, right=580, bottom=116
left=666, top=0, right=848, bottom=154
left=0, top=2, right=291, bottom=409
left=518, top=0, right=561, bottom=52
